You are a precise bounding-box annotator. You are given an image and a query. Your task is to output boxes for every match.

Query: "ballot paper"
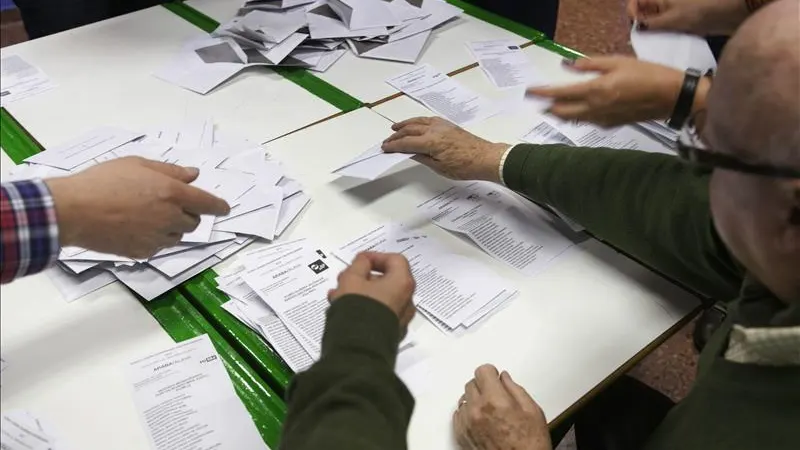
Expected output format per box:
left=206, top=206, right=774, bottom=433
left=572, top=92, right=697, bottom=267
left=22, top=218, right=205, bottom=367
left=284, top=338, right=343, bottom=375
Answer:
left=25, top=127, right=143, bottom=170
left=0, top=410, right=69, bottom=450
left=126, top=335, right=267, bottom=450
left=630, top=24, right=717, bottom=73
left=468, top=40, right=540, bottom=89
left=0, top=55, right=57, bottom=106
left=242, top=244, right=343, bottom=356
left=418, top=182, right=576, bottom=277
left=332, top=142, right=414, bottom=180
left=388, top=0, right=462, bottom=42
left=545, top=117, right=672, bottom=154
left=15, top=120, right=310, bottom=303
left=520, top=118, right=576, bottom=146
left=347, top=29, right=431, bottom=63
left=335, top=224, right=517, bottom=330
left=386, top=64, right=499, bottom=125
left=46, top=265, right=116, bottom=303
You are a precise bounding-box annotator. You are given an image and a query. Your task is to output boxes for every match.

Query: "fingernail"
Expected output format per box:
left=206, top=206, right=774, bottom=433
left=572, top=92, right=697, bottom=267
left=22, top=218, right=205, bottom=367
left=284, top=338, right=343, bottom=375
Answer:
left=637, top=21, right=648, bottom=31
left=185, top=167, right=199, bottom=177
left=561, top=58, right=575, bottom=67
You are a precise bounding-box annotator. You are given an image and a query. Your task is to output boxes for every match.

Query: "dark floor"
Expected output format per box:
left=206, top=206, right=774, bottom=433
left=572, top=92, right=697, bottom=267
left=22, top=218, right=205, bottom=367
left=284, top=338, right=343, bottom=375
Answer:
left=0, top=0, right=698, bottom=404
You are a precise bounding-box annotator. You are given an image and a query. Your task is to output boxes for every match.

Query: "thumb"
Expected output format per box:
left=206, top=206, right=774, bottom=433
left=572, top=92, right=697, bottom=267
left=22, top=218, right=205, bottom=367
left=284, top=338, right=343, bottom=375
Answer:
left=138, top=158, right=199, bottom=183
left=567, top=56, right=626, bottom=73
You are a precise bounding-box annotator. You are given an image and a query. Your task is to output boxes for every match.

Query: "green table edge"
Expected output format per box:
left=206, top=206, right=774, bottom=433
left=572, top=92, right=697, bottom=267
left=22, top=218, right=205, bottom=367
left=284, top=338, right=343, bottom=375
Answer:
left=0, top=108, right=287, bottom=448
left=164, top=1, right=363, bottom=111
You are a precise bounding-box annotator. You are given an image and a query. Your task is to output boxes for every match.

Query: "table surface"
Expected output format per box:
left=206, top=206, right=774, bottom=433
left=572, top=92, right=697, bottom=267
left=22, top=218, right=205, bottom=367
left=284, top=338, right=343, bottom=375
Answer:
left=0, top=6, right=700, bottom=450
left=0, top=6, right=340, bottom=147
left=186, top=0, right=530, bottom=104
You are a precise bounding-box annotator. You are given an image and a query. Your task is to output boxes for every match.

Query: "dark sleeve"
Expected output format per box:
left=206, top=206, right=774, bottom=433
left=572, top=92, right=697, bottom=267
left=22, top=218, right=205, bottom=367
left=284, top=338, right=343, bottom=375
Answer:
left=280, top=295, right=414, bottom=450
left=503, top=144, right=744, bottom=301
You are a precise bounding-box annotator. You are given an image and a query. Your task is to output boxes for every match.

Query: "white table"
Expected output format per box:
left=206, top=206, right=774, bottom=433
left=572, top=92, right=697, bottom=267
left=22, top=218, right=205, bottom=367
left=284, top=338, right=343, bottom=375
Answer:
left=0, top=6, right=339, bottom=147
left=186, top=0, right=530, bottom=104
left=0, top=270, right=170, bottom=449
left=249, top=107, right=699, bottom=449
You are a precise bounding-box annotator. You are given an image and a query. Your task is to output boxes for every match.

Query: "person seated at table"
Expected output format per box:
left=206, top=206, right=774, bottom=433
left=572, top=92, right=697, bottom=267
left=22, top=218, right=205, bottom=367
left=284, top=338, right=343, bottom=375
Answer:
left=0, top=157, right=229, bottom=284
left=278, top=1, right=799, bottom=449
left=14, top=0, right=164, bottom=39
left=527, top=0, right=778, bottom=129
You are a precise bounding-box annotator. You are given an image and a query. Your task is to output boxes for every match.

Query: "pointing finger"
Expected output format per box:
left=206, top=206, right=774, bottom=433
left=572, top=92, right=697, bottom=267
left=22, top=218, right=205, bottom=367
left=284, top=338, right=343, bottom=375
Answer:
left=391, top=116, right=434, bottom=131
left=137, top=158, right=200, bottom=183
left=171, top=183, right=231, bottom=216
left=382, top=135, right=431, bottom=155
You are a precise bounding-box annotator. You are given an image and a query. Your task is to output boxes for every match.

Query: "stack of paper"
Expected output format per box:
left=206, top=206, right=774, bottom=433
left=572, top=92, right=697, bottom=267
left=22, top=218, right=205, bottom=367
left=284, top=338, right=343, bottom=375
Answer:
left=7, top=120, right=310, bottom=303
left=386, top=63, right=501, bottom=125
left=335, top=224, right=518, bottom=335
left=211, top=238, right=415, bottom=371
left=155, top=0, right=463, bottom=94
left=418, top=181, right=579, bottom=276
left=125, top=335, right=268, bottom=450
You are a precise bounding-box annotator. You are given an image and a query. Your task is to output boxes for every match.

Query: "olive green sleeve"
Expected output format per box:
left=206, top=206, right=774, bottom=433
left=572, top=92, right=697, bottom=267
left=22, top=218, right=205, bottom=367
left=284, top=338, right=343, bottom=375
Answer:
left=503, top=144, right=743, bottom=301
left=280, top=295, right=414, bottom=450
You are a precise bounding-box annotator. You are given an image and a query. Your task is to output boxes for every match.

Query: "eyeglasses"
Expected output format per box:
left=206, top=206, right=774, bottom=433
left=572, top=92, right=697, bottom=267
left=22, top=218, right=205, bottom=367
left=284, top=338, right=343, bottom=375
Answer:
left=676, top=111, right=800, bottom=179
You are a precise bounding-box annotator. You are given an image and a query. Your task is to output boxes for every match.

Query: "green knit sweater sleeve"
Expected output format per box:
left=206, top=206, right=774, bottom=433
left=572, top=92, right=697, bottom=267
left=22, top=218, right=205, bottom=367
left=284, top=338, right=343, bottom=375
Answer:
left=503, top=144, right=743, bottom=301
left=280, top=295, right=414, bottom=450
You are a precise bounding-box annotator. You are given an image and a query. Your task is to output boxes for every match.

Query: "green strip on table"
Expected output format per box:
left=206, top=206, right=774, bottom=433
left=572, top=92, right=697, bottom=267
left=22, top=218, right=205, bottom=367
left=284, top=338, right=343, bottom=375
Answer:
left=180, top=269, right=295, bottom=394
left=535, top=39, right=587, bottom=60
left=0, top=108, right=43, bottom=164
left=0, top=107, right=288, bottom=447
left=164, top=1, right=363, bottom=111
left=145, top=290, right=287, bottom=447
left=446, top=0, right=546, bottom=42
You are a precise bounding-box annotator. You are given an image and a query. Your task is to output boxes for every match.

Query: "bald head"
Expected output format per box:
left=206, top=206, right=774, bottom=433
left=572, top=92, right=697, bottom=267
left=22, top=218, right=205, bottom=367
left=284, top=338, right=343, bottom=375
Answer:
left=706, top=0, right=800, bottom=167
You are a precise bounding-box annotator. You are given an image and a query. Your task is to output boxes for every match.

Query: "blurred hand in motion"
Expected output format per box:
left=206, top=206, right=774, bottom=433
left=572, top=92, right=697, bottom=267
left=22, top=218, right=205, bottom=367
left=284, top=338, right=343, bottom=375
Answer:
left=46, top=156, right=230, bottom=259
left=527, top=57, right=693, bottom=128
left=328, top=252, right=417, bottom=335
left=382, top=117, right=510, bottom=182
left=627, top=0, right=750, bottom=35
left=454, top=364, right=552, bottom=450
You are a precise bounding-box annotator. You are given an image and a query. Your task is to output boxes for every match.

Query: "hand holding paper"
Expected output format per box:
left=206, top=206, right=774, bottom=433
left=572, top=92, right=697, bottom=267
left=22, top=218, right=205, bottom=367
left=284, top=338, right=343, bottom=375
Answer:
left=330, top=252, right=417, bottom=334
left=45, top=157, right=230, bottom=259
left=382, top=116, right=509, bottom=181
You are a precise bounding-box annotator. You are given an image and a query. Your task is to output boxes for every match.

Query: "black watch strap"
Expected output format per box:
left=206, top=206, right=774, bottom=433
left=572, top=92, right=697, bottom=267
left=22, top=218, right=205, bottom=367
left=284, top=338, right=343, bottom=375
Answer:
left=668, top=68, right=702, bottom=130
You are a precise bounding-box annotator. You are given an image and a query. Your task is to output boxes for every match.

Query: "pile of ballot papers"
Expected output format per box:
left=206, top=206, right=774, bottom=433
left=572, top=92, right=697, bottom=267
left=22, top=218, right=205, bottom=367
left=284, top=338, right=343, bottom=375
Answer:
left=5, top=119, right=310, bottom=303
left=213, top=223, right=523, bottom=370
left=155, top=0, right=464, bottom=94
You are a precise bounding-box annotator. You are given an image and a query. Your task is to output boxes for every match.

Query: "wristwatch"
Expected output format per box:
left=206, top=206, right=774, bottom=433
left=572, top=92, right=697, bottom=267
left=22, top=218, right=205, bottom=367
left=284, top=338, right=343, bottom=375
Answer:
left=668, top=68, right=702, bottom=130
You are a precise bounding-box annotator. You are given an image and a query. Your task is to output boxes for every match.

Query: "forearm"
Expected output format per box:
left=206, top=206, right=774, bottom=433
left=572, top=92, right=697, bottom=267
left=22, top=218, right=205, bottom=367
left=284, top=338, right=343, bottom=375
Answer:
left=502, top=145, right=743, bottom=301
left=280, top=296, right=414, bottom=450
left=0, top=180, right=60, bottom=284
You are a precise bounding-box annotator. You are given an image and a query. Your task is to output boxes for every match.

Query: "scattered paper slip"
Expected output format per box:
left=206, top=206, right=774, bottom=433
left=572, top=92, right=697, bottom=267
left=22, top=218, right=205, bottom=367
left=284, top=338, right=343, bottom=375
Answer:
left=418, top=182, right=577, bottom=277
left=0, top=410, right=69, bottom=450
left=0, top=55, right=57, bottom=106
left=386, top=64, right=500, bottom=126
left=332, top=143, right=414, bottom=180
left=468, top=40, right=539, bottom=89
left=126, top=335, right=268, bottom=450
left=630, top=24, right=717, bottom=73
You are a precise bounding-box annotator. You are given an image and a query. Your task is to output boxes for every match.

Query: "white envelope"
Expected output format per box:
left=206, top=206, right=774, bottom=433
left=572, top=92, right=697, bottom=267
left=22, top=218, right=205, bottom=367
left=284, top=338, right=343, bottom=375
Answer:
left=328, top=0, right=400, bottom=30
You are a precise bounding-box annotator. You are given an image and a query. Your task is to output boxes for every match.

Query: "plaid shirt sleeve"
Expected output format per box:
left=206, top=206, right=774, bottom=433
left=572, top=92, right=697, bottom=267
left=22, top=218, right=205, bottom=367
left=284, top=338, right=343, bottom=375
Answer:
left=1, top=179, right=60, bottom=284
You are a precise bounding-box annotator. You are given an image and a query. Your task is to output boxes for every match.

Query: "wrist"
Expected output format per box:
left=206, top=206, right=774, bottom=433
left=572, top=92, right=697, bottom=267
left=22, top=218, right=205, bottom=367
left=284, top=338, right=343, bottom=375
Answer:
left=691, top=77, right=711, bottom=115
left=44, top=176, right=81, bottom=247
left=478, top=142, right=512, bottom=183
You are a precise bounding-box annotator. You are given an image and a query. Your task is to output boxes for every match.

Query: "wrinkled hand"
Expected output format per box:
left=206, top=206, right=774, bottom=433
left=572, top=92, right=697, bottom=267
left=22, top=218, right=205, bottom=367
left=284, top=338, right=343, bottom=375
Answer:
left=454, top=364, right=551, bottom=450
left=328, top=252, right=416, bottom=334
left=627, top=0, right=749, bottom=35
left=527, top=57, right=686, bottom=127
left=381, top=117, right=510, bottom=182
left=46, top=156, right=230, bottom=259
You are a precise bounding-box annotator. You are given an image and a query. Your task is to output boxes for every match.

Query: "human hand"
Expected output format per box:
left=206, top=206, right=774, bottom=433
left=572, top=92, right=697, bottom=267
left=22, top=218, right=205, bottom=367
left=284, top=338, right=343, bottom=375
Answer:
left=627, top=0, right=749, bottom=35
left=381, top=117, right=510, bottom=182
left=328, top=252, right=416, bottom=334
left=45, top=156, right=230, bottom=259
left=454, top=365, right=551, bottom=450
left=527, top=57, right=688, bottom=128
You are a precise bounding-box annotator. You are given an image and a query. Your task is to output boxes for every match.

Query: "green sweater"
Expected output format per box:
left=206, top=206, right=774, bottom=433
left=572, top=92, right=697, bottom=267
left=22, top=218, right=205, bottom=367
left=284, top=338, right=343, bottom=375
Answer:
left=280, top=145, right=800, bottom=450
